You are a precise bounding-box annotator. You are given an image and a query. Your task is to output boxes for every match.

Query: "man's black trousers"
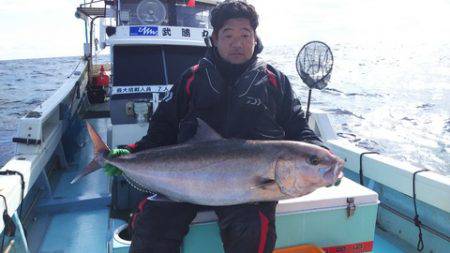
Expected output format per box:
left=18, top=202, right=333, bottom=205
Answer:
left=129, top=199, right=277, bottom=253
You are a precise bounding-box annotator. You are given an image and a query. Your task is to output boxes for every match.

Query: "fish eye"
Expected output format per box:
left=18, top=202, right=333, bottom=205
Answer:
left=307, top=155, right=321, bottom=166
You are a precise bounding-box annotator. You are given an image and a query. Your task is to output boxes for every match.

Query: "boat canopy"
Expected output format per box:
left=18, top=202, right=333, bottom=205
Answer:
left=118, top=0, right=219, bottom=28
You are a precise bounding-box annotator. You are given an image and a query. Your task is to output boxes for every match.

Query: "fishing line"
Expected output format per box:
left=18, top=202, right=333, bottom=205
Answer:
left=66, top=60, right=83, bottom=79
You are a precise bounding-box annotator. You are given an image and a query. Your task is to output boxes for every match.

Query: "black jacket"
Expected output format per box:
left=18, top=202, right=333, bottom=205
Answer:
left=129, top=52, right=324, bottom=152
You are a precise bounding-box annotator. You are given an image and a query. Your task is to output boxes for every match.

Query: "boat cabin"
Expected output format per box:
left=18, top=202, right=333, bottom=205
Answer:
left=104, top=0, right=215, bottom=147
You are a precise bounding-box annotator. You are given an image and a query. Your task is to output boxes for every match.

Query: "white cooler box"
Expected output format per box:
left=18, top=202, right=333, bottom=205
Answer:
left=184, top=177, right=379, bottom=253
left=111, top=178, right=379, bottom=253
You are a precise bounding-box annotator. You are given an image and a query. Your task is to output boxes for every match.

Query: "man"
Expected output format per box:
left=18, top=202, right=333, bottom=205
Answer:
left=107, top=1, right=325, bottom=252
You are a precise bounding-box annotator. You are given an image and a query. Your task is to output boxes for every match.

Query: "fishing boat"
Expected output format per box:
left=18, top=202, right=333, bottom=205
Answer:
left=0, top=0, right=449, bottom=252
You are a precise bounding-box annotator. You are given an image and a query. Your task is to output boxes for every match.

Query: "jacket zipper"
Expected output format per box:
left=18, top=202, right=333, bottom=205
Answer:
left=225, top=85, right=233, bottom=137
left=218, top=60, right=257, bottom=138
left=224, top=78, right=242, bottom=137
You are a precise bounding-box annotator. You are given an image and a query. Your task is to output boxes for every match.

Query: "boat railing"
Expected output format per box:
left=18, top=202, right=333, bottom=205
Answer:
left=0, top=60, right=88, bottom=233
left=309, top=109, right=450, bottom=214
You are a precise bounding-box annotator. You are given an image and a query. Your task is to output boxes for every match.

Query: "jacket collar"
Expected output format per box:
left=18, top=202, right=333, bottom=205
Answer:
left=199, top=48, right=264, bottom=79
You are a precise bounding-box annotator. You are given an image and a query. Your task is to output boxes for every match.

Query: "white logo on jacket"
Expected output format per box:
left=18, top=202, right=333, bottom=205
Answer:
left=163, top=91, right=173, bottom=102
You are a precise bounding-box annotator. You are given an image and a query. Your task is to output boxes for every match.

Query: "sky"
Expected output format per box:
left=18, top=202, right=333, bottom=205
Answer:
left=0, top=0, right=85, bottom=60
left=1, top=0, right=450, bottom=60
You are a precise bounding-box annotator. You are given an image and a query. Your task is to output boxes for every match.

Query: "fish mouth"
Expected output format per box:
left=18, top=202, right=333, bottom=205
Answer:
left=323, top=160, right=344, bottom=184
left=323, top=167, right=335, bottom=180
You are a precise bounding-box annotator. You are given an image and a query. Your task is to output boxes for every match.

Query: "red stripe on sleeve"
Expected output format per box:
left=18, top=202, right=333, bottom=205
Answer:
left=187, top=0, right=196, bottom=7
left=258, top=211, right=270, bottom=253
left=131, top=198, right=148, bottom=229
left=266, top=68, right=278, bottom=89
left=127, top=143, right=137, bottom=151
left=185, top=64, right=199, bottom=97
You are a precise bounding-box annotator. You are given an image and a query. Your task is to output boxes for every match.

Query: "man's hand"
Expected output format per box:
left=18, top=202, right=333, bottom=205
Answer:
left=104, top=148, right=130, bottom=176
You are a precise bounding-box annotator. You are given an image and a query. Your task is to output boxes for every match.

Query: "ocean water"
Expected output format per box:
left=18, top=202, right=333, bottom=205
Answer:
left=0, top=45, right=449, bottom=176
left=0, top=56, right=88, bottom=166
left=252, top=0, right=450, bottom=176
left=261, top=42, right=450, bottom=176
left=0, top=55, right=112, bottom=165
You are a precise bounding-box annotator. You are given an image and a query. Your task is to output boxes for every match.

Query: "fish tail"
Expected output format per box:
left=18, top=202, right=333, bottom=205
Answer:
left=86, top=121, right=110, bottom=155
left=70, top=159, right=102, bottom=184
left=70, top=121, right=110, bottom=184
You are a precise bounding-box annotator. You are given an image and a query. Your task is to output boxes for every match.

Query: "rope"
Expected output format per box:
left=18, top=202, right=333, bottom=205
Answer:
left=1, top=194, right=8, bottom=252
left=0, top=170, right=25, bottom=252
left=0, top=170, right=25, bottom=218
left=359, top=151, right=379, bottom=186
left=413, top=169, right=429, bottom=251
left=379, top=202, right=450, bottom=242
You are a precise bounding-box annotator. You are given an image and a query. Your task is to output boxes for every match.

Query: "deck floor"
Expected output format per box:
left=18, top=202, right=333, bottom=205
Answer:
left=38, top=209, right=109, bottom=253
left=27, top=118, right=111, bottom=253
left=374, top=228, right=418, bottom=253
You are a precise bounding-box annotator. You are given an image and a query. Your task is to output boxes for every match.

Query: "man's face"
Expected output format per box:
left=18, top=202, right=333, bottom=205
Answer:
left=212, top=18, right=256, bottom=64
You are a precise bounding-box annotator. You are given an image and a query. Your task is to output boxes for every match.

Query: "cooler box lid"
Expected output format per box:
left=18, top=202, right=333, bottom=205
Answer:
left=193, top=177, right=379, bottom=223
left=277, top=177, right=379, bottom=214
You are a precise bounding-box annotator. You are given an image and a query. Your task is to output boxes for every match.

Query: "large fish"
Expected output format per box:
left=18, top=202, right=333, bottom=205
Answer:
left=72, top=119, right=344, bottom=206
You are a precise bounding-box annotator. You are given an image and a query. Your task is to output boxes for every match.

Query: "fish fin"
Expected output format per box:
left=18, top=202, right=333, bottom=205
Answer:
left=250, top=177, right=277, bottom=190
left=86, top=121, right=110, bottom=155
left=186, top=118, right=223, bottom=144
left=71, top=122, right=110, bottom=184
left=70, top=159, right=102, bottom=184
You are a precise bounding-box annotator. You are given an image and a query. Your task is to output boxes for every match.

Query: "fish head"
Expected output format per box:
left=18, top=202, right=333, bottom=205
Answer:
left=275, top=144, right=345, bottom=197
